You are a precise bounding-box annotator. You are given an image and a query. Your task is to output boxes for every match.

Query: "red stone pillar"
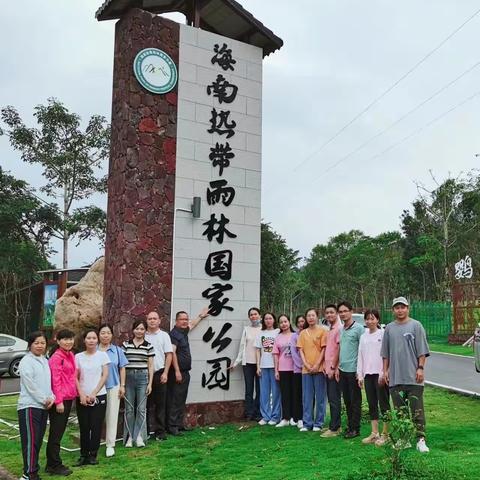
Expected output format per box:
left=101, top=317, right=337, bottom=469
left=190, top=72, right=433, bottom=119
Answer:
left=103, top=9, right=179, bottom=339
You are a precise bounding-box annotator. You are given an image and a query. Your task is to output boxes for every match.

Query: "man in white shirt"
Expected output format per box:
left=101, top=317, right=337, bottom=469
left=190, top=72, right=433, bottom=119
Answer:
left=145, top=311, right=173, bottom=441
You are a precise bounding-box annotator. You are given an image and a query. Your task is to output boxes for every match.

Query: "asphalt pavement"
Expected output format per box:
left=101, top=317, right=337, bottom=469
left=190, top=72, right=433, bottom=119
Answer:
left=0, top=377, right=19, bottom=395
left=426, top=352, right=480, bottom=396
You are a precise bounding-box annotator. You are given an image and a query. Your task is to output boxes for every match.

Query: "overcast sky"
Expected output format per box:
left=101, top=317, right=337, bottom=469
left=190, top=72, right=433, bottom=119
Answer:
left=1, top=1, right=480, bottom=267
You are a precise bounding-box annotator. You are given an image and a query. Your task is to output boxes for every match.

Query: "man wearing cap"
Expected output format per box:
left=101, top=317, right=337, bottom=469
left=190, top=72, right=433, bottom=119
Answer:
left=381, top=296, right=430, bottom=453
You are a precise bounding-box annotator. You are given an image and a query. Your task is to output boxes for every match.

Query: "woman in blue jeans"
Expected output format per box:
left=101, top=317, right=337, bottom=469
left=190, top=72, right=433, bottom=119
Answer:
left=255, top=312, right=281, bottom=425
left=297, top=308, right=328, bottom=432
left=122, top=320, right=154, bottom=447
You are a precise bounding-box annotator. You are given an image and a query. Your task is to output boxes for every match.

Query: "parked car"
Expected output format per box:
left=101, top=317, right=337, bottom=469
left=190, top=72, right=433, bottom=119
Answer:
left=474, top=324, right=480, bottom=373
left=0, top=334, right=28, bottom=378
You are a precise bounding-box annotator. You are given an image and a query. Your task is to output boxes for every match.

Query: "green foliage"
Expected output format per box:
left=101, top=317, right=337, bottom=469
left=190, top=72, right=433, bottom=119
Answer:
left=0, top=167, right=54, bottom=336
left=260, top=223, right=300, bottom=312
left=302, top=230, right=406, bottom=309
left=383, top=405, right=418, bottom=479
left=0, top=98, right=110, bottom=267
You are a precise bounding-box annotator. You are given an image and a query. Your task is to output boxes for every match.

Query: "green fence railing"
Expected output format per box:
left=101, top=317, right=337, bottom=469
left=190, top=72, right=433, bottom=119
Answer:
left=380, top=301, right=452, bottom=339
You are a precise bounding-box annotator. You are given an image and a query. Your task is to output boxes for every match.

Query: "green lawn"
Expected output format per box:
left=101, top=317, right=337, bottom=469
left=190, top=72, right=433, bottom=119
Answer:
left=428, top=338, right=474, bottom=357
left=1, top=388, right=479, bottom=479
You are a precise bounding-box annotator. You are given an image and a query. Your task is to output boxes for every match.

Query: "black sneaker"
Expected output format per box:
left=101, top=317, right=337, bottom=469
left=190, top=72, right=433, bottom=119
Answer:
left=179, top=425, right=193, bottom=432
left=87, top=456, right=98, bottom=465
left=167, top=429, right=183, bottom=436
left=155, top=432, right=168, bottom=441
left=344, top=430, right=360, bottom=439
left=75, top=457, right=88, bottom=467
left=45, top=465, right=73, bottom=476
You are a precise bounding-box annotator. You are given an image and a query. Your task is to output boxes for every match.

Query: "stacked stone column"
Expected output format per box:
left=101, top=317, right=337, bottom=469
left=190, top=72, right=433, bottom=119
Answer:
left=103, top=9, right=179, bottom=338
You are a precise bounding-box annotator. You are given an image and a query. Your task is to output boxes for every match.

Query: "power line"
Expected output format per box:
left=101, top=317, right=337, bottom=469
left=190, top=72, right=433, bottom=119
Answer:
left=315, top=59, right=480, bottom=178
left=313, top=89, right=480, bottom=182
left=292, top=5, right=480, bottom=173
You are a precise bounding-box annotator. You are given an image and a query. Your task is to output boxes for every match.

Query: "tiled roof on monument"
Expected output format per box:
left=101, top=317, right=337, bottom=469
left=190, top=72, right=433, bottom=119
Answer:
left=96, top=0, right=283, bottom=56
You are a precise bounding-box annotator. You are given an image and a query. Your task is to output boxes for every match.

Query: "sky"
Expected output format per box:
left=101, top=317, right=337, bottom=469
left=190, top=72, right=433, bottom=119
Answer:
left=1, top=0, right=480, bottom=268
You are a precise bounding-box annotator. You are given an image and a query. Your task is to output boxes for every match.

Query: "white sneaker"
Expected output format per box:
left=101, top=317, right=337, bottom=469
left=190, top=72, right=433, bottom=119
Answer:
left=393, top=439, right=411, bottom=450
left=106, top=447, right=115, bottom=457
left=258, top=419, right=267, bottom=426
left=125, top=437, right=133, bottom=448
left=136, top=435, right=145, bottom=448
left=297, top=420, right=304, bottom=429
left=312, top=426, right=322, bottom=432
left=289, top=418, right=297, bottom=426
left=268, top=420, right=277, bottom=426
left=416, top=438, right=430, bottom=453
left=299, top=427, right=309, bottom=432
left=275, top=419, right=289, bottom=428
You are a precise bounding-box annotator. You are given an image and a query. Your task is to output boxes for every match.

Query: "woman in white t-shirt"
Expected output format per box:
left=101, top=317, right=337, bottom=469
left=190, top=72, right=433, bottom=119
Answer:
left=255, top=312, right=281, bottom=426
left=230, top=307, right=262, bottom=421
left=75, top=329, right=110, bottom=467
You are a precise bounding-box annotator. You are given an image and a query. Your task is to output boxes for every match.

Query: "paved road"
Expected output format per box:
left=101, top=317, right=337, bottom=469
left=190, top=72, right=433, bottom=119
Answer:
left=427, top=352, right=480, bottom=395
left=0, top=354, right=478, bottom=396
left=0, top=377, right=19, bottom=395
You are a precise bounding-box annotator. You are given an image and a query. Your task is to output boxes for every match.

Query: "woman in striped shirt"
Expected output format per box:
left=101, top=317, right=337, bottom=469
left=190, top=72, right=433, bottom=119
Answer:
left=122, top=319, right=154, bottom=447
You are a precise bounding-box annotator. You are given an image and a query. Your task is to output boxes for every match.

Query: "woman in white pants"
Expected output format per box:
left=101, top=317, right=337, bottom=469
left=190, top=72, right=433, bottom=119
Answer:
left=98, top=324, right=128, bottom=457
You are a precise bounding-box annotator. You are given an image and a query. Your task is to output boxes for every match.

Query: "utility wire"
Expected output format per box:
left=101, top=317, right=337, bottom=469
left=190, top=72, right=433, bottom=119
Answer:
left=315, top=59, right=480, bottom=178
left=313, top=88, right=480, bottom=182
left=292, top=5, right=480, bottom=172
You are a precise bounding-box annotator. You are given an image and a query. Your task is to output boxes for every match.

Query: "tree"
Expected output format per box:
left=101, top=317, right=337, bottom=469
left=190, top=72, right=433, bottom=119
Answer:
left=0, top=98, right=110, bottom=268
left=260, top=223, right=300, bottom=312
left=0, top=167, right=58, bottom=336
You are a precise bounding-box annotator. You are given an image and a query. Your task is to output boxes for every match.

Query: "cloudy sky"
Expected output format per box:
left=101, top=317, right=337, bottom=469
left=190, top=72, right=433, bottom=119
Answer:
left=1, top=0, right=480, bottom=267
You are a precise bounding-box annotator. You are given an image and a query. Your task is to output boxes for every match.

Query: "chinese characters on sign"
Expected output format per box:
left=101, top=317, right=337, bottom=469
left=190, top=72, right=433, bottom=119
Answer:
left=201, top=43, right=241, bottom=390
left=454, top=255, right=473, bottom=280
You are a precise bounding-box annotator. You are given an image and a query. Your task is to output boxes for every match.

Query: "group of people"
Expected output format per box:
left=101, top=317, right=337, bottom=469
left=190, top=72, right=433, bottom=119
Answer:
left=232, top=297, right=430, bottom=453
left=16, top=308, right=209, bottom=480
left=16, top=296, right=430, bottom=480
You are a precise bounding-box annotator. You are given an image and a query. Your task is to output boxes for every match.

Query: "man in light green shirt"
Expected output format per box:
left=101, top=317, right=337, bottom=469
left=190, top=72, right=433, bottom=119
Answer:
left=338, top=301, right=364, bottom=439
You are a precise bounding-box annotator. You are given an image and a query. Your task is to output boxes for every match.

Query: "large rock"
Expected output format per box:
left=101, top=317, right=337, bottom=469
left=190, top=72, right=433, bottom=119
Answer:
left=55, top=257, right=104, bottom=334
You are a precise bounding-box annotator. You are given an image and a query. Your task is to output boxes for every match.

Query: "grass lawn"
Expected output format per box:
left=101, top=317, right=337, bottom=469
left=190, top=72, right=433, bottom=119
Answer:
left=1, top=387, right=479, bottom=479
left=428, top=338, right=474, bottom=357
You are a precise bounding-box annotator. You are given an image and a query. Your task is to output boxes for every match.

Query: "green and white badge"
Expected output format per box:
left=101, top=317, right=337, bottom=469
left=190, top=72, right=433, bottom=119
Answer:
left=133, top=48, right=178, bottom=95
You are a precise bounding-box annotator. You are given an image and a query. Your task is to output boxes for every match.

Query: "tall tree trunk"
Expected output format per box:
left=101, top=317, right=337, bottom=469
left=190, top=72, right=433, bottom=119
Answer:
left=63, top=185, right=69, bottom=269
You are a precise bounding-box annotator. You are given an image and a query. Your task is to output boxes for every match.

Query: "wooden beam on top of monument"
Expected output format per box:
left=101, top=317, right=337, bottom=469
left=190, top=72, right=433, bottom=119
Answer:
left=97, top=0, right=282, bottom=425
left=96, top=0, right=283, bottom=56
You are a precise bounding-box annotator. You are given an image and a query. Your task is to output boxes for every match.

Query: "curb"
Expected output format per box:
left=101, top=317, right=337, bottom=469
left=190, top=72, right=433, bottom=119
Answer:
left=425, top=380, right=480, bottom=398
left=430, top=350, right=474, bottom=359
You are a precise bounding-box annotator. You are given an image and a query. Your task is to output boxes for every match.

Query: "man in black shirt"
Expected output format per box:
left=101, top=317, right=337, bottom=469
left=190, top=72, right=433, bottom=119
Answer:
left=166, top=307, right=209, bottom=435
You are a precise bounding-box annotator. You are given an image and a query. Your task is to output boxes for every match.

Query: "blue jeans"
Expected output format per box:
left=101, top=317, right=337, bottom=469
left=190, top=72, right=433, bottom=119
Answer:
left=259, top=367, right=281, bottom=422
left=124, top=369, right=148, bottom=443
left=302, top=373, right=327, bottom=429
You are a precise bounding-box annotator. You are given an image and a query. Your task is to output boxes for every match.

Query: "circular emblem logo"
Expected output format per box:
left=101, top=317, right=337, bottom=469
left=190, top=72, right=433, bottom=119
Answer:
left=133, top=48, right=178, bottom=95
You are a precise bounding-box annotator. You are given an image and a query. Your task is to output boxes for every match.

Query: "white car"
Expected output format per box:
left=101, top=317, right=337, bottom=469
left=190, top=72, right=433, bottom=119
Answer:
left=474, top=325, right=480, bottom=373
left=0, top=334, right=28, bottom=378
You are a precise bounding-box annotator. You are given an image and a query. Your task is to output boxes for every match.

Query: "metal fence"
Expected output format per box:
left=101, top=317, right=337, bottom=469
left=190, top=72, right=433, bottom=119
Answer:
left=380, top=301, right=452, bottom=339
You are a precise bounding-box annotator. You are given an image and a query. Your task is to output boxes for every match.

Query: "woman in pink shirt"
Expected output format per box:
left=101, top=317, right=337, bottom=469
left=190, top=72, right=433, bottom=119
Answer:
left=357, top=309, right=390, bottom=445
left=46, top=329, right=77, bottom=476
left=273, top=314, right=295, bottom=428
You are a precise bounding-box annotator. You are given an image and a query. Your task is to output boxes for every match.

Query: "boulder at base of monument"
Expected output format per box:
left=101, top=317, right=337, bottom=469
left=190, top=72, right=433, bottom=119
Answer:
left=54, top=257, right=104, bottom=334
